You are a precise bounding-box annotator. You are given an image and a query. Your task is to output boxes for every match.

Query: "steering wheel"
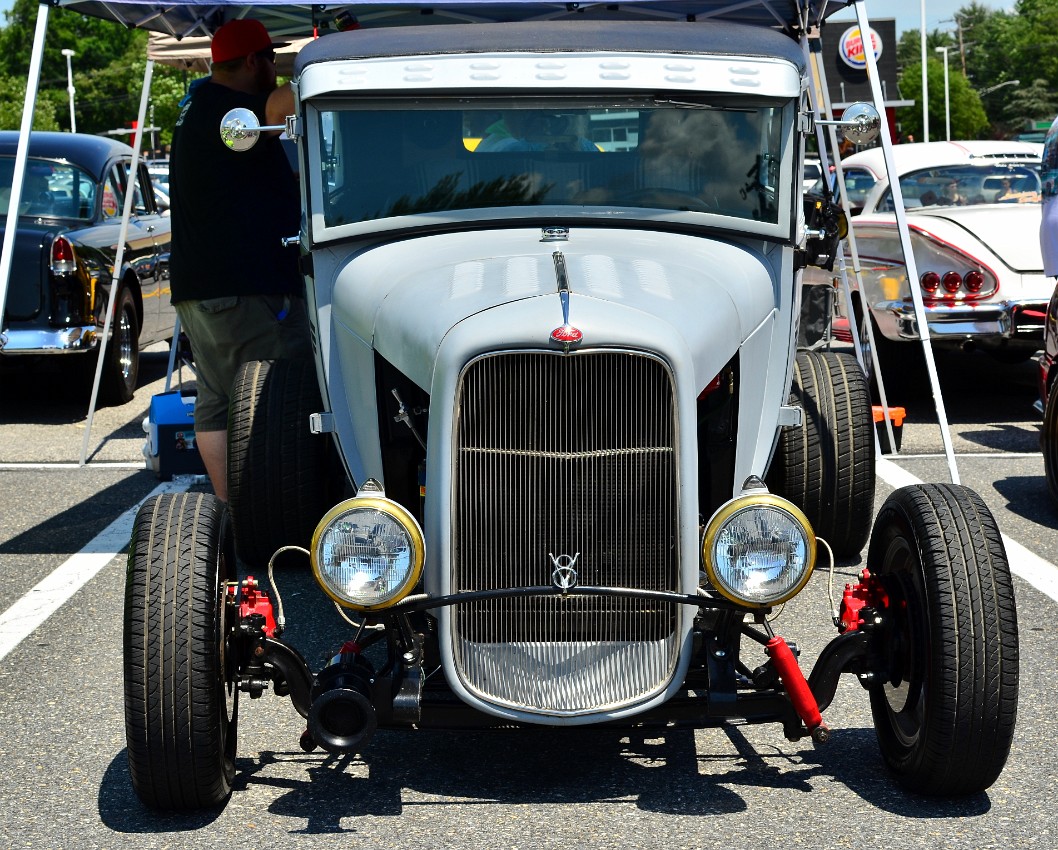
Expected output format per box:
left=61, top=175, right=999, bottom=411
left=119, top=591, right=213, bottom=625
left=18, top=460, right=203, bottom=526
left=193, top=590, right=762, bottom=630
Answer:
left=616, top=187, right=714, bottom=212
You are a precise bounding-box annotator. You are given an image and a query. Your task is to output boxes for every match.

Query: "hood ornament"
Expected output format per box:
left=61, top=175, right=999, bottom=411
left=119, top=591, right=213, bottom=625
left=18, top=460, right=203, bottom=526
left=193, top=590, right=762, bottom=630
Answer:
left=550, top=250, right=583, bottom=352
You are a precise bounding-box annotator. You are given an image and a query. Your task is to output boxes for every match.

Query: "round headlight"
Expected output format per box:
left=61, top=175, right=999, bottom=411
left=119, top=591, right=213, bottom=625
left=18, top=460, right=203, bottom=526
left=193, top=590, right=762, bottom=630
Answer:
left=702, top=494, right=815, bottom=607
left=310, top=497, right=425, bottom=611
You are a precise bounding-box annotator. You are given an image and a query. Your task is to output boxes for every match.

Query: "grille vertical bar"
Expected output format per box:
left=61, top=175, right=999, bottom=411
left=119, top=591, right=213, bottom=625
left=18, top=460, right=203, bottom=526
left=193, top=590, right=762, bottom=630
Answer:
left=452, top=351, right=680, bottom=714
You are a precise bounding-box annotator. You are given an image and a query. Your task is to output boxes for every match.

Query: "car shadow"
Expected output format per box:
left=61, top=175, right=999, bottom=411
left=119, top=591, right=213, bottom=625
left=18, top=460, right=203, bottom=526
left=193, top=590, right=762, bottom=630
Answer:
left=993, top=473, right=1056, bottom=527
left=0, top=348, right=172, bottom=425
left=98, top=719, right=991, bottom=835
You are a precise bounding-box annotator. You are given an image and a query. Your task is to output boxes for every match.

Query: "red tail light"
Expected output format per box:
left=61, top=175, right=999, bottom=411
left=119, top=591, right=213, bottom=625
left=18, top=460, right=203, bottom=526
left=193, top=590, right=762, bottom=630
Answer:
left=50, top=236, right=76, bottom=275
left=941, top=271, right=962, bottom=293
left=964, top=270, right=985, bottom=293
left=920, top=271, right=940, bottom=294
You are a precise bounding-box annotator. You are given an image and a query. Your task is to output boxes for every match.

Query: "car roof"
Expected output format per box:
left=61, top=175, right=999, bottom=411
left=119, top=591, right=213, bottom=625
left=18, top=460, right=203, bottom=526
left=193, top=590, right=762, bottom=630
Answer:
left=842, top=140, right=1044, bottom=179
left=0, top=131, right=134, bottom=177
left=295, top=19, right=806, bottom=76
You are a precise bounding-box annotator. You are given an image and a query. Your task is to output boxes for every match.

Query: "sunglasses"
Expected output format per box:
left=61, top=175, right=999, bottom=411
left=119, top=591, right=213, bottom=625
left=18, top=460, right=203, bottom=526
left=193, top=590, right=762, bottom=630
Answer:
left=255, top=49, right=276, bottom=63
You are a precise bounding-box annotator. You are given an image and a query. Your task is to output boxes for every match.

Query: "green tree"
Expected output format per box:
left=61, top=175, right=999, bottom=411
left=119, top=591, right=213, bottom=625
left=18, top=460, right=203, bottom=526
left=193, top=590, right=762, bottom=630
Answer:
left=896, top=56, right=990, bottom=140
left=0, top=3, right=191, bottom=145
left=0, top=0, right=140, bottom=84
left=0, top=74, right=59, bottom=130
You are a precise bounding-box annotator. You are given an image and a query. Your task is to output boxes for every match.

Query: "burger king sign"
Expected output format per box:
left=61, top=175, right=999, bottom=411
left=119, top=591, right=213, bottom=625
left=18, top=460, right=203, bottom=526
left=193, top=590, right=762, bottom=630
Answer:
left=838, top=25, right=882, bottom=70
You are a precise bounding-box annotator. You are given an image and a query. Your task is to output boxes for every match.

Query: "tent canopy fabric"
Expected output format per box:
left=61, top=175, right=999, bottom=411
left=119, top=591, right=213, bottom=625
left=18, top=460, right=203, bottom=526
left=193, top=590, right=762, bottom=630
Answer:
left=59, top=1, right=859, bottom=41
left=147, top=31, right=313, bottom=74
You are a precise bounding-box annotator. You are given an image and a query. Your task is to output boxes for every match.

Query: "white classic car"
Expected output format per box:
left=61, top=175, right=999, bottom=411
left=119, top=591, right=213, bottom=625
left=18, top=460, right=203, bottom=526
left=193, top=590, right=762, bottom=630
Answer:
left=816, top=141, right=1047, bottom=384
left=121, top=4, right=1018, bottom=813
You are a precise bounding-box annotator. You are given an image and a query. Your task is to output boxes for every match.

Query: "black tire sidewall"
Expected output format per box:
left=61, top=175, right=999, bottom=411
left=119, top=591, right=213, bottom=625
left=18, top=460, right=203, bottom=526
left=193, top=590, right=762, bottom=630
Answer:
left=123, top=492, right=237, bottom=810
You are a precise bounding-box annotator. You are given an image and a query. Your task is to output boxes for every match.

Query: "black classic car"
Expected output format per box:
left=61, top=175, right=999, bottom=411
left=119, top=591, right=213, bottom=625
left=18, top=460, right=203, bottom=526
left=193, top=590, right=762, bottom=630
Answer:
left=0, top=132, right=173, bottom=404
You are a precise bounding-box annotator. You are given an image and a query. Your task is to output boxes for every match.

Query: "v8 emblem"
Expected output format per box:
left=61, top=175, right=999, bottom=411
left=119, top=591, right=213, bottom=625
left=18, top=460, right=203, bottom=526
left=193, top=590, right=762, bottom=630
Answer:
left=549, top=552, right=580, bottom=593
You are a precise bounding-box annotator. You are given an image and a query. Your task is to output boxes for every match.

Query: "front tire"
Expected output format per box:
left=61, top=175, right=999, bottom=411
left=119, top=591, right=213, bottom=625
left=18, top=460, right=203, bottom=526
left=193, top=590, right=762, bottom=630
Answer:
left=123, top=492, right=238, bottom=810
left=867, top=484, right=1019, bottom=795
left=766, top=350, right=875, bottom=557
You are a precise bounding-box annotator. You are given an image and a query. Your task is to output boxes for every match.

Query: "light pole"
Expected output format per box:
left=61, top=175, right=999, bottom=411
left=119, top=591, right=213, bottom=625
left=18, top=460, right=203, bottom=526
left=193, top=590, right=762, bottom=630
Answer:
left=921, top=0, right=929, bottom=142
left=935, top=46, right=951, bottom=141
left=978, top=79, right=1020, bottom=97
left=60, top=48, right=75, bottom=133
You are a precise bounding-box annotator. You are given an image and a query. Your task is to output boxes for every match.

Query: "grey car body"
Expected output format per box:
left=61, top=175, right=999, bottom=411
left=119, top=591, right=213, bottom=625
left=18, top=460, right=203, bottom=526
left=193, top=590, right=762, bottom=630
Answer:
left=122, top=6, right=1019, bottom=812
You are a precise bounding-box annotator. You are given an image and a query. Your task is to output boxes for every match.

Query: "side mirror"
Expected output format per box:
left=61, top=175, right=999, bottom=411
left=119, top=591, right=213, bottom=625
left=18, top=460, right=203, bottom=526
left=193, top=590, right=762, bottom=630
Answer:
left=817, top=102, right=882, bottom=146
left=219, top=107, right=287, bottom=152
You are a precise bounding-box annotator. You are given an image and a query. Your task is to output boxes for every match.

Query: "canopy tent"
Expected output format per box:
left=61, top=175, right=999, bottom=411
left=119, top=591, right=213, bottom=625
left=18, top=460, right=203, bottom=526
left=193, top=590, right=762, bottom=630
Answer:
left=0, top=0, right=958, bottom=482
left=48, top=0, right=858, bottom=38
left=148, top=31, right=314, bottom=74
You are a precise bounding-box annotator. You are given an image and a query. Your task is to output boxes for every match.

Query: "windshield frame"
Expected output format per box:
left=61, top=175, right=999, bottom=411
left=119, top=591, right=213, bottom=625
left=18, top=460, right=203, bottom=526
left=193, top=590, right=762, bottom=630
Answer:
left=304, top=93, right=795, bottom=244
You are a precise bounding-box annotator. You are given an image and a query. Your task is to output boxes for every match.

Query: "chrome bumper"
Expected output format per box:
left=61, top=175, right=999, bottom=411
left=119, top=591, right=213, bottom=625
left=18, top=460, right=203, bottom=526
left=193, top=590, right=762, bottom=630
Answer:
left=876, top=299, right=1048, bottom=342
left=0, top=325, right=98, bottom=354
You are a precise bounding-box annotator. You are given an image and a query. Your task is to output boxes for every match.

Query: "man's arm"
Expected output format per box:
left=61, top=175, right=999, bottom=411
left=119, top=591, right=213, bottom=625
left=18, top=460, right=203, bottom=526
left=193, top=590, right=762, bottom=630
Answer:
left=265, top=83, right=294, bottom=134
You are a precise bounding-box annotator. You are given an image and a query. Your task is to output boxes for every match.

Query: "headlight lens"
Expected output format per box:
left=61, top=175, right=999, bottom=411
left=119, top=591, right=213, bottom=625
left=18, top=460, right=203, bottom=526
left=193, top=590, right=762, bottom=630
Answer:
left=310, top=496, right=425, bottom=610
left=702, top=494, right=815, bottom=607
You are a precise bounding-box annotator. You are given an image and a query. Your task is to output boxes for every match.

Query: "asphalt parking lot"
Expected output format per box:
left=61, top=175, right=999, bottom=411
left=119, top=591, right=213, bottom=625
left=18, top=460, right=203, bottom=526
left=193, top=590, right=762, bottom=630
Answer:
left=0, top=342, right=1056, bottom=848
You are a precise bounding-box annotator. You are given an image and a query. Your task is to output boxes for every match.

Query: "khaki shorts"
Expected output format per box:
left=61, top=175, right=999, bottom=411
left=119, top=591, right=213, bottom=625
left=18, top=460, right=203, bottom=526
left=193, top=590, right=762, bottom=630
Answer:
left=175, top=294, right=313, bottom=431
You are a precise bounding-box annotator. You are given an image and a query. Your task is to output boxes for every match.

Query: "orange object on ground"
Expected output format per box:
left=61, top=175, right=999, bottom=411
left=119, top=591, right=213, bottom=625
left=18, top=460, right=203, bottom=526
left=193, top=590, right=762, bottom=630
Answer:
left=872, top=405, right=905, bottom=453
left=872, top=405, right=905, bottom=426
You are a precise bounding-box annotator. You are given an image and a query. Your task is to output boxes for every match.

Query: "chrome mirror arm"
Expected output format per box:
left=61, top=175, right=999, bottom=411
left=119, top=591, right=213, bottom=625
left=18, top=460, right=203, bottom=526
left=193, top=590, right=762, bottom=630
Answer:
left=219, top=107, right=297, bottom=152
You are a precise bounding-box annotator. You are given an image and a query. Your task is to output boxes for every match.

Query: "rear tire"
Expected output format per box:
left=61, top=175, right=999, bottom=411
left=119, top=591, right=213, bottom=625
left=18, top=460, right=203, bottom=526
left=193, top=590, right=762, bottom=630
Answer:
left=123, top=492, right=238, bottom=810
left=227, top=358, right=334, bottom=567
left=867, top=484, right=1019, bottom=795
left=98, top=285, right=140, bottom=405
left=858, top=306, right=927, bottom=403
left=766, top=350, right=875, bottom=557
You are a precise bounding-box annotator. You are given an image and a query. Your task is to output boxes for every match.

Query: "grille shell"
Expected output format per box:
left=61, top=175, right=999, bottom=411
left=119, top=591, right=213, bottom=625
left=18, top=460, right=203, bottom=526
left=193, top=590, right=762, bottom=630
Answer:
left=451, top=350, right=681, bottom=715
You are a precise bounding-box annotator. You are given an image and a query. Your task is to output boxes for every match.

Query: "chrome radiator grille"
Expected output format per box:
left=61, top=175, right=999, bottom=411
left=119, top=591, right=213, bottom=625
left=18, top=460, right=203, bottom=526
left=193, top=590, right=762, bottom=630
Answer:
left=452, top=351, right=680, bottom=714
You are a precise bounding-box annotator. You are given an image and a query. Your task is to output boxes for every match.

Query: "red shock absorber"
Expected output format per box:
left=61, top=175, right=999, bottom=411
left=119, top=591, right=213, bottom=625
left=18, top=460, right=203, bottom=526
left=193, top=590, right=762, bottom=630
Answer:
left=766, top=635, right=829, bottom=743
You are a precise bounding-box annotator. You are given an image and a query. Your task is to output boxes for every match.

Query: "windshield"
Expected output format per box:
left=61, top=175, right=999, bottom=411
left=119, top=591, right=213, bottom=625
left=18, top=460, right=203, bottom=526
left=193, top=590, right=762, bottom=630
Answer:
left=0, top=157, right=96, bottom=220
left=313, top=97, right=787, bottom=233
left=879, top=163, right=1041, bottom=211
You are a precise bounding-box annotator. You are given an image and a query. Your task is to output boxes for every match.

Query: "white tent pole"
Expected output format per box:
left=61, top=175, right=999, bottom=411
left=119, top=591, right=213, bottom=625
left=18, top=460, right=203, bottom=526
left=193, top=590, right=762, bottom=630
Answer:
left=804, top=26, right=898, bottom=453
left=0, top=3, right=50, bottom=353
left=855, top=0, right=959, bottom=484
left=79, top=59, right=155, bottom=466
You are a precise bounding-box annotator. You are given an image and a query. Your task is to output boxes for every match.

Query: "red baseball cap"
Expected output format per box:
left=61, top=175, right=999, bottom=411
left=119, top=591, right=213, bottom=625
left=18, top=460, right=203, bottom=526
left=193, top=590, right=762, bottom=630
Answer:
left=211, top=19, right=288, bottom=64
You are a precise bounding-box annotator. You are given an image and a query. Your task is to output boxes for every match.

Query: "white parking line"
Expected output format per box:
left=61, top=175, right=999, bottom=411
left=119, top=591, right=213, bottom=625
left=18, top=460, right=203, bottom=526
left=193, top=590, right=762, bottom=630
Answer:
left=0, top=462, right=146, bottom=469
left=877, top=457, right=1058, bottom=604
left=0, top=477, right=192, bottom=663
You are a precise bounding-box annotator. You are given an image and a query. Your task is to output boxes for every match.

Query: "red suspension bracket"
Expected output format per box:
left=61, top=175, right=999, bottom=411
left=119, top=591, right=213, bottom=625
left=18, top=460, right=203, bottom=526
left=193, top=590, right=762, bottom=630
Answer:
left=236, top=575, right=278, bottom=637
left=838, top=568, right=889, bottom=633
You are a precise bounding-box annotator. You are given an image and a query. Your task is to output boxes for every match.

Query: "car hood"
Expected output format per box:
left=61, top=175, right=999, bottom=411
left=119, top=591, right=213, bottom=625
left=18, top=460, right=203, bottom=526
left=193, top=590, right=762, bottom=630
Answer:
left=902, top=204, right=1042, bottom=272
left=331, top=227, right=778, bottom=391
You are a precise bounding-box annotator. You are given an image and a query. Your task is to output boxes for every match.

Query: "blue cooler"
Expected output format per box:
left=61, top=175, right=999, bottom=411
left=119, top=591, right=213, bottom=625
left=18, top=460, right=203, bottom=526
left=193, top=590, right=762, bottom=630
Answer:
left=143, top=391, right=206, bottom=480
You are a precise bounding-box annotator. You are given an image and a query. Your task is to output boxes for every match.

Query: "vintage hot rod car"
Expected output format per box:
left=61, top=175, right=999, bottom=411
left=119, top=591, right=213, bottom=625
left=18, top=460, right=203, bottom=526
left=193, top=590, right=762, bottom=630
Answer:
left=0, top=132, right=173, bottom=404
left=124, top=2, right=1018, bottom=811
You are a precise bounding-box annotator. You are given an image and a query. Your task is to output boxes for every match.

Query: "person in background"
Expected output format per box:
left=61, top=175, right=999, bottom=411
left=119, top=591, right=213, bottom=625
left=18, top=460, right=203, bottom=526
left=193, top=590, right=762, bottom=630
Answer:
left=168, top=19, right=311, bottom=502
left=1042, top=114, right=1058, bottom=280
